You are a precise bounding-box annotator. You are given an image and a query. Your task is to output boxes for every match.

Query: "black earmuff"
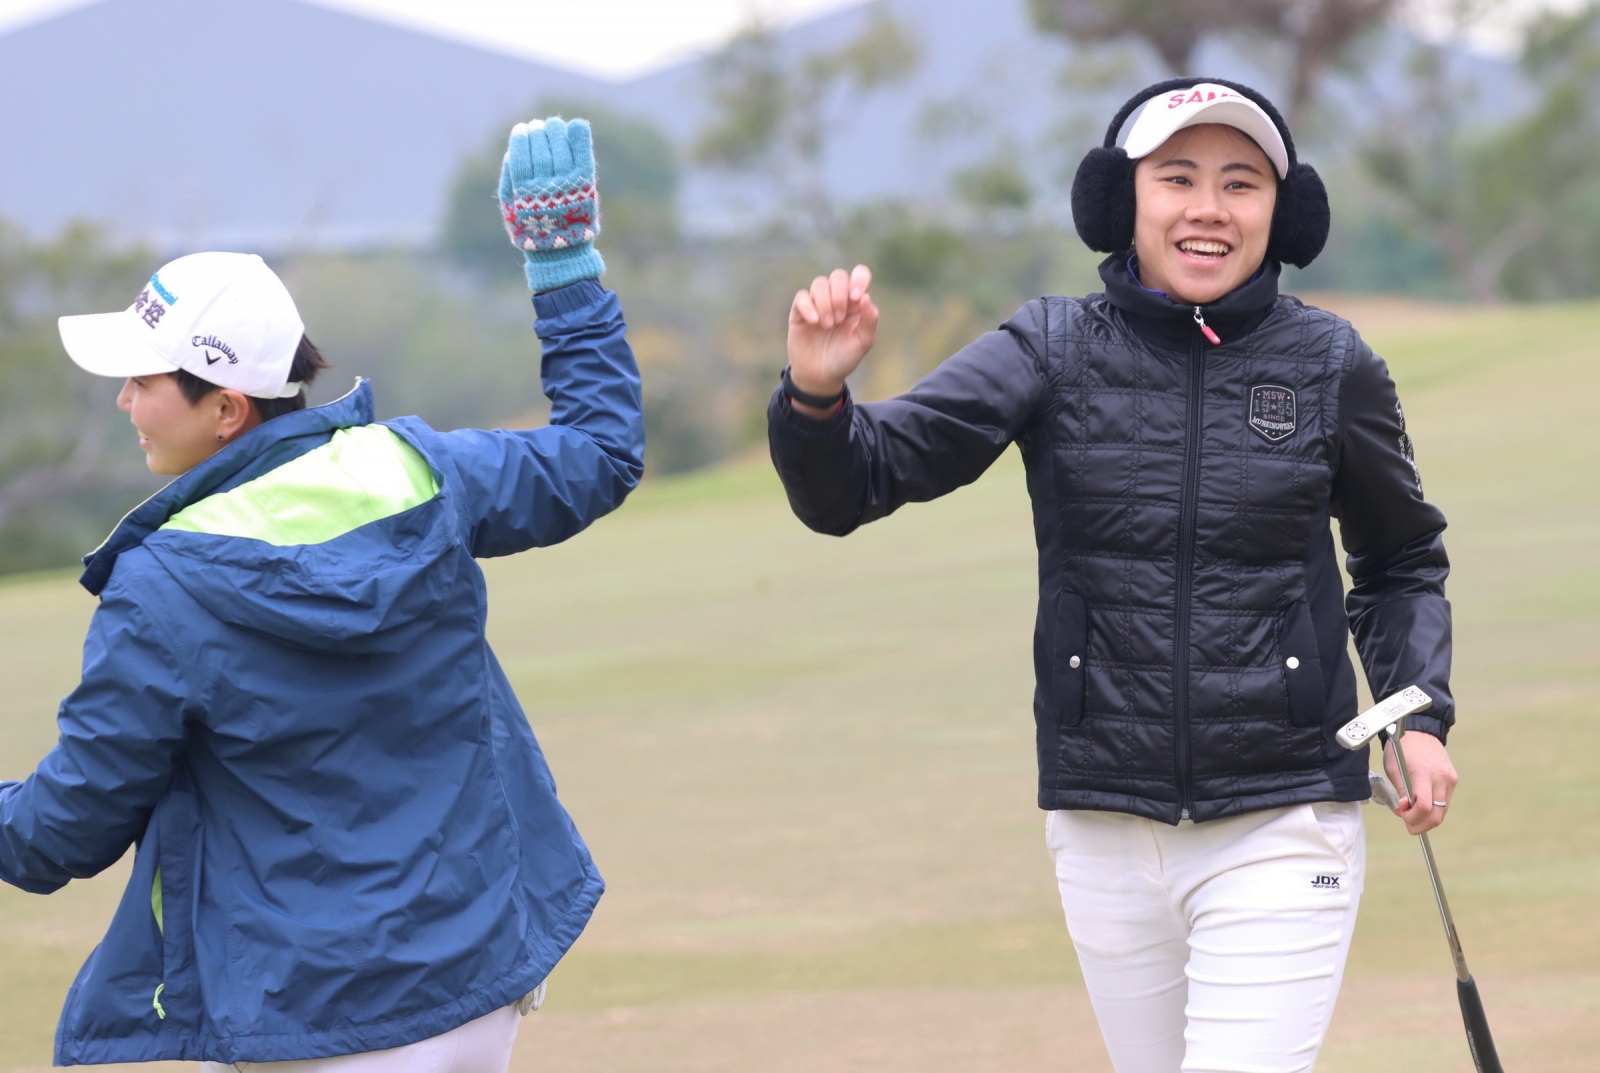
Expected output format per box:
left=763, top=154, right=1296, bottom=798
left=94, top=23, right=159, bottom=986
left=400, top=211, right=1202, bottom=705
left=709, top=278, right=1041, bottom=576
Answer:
left=1070, top=77, right=1330, bottom=269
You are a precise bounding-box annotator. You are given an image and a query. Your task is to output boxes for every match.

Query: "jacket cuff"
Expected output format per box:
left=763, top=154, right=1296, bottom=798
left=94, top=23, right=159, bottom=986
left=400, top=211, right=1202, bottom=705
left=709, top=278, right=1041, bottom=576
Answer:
left=525, top=244, right=606, bottom=296
left=1402, top=713, right=1449, bottom=744
left=532, top=278, right=608, bottom=319
left=770, top=386, right=853, bottom=433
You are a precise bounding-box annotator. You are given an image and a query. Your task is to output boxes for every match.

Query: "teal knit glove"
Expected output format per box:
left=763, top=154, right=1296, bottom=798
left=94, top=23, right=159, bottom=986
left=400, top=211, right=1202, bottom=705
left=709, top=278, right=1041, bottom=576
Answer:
left=499, top=117, right=605, bottom=293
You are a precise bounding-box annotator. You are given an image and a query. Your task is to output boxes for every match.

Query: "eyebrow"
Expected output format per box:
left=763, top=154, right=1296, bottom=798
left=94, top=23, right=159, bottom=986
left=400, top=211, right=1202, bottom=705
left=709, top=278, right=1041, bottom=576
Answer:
left=1152, top=157, right=1265, bottom=177
left=1152, top=157, right=1260, bottom=178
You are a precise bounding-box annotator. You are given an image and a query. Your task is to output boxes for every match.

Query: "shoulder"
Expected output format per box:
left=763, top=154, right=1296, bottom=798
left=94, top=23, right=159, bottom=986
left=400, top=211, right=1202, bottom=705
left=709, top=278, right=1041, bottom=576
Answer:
left=381, top=415, right=448, bottom=467
left=92, top=547, right=198, bottom=645
left=1267, top=291, right=1356, bottom=337
left=99, top=545, right=176, bottom=606
left=1262, top=294, right=1369, bottom=378
left=1001, top=294, right=1118, bottom=352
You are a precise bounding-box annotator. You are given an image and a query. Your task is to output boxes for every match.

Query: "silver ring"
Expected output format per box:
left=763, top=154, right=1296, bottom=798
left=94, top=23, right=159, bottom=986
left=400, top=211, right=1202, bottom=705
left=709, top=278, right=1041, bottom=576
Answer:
left=1433, top=800, right=1449, bottom=807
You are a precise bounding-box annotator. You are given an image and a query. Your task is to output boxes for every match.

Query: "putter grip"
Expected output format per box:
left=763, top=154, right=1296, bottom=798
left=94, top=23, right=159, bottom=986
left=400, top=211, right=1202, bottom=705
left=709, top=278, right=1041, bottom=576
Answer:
left=1457, top=976, right=1504, bottom=1073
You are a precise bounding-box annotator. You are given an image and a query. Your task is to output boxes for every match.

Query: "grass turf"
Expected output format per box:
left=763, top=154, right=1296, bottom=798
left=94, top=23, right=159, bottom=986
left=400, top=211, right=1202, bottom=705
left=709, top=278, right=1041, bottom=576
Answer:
left=0, top=295, right=1596, bottom=1071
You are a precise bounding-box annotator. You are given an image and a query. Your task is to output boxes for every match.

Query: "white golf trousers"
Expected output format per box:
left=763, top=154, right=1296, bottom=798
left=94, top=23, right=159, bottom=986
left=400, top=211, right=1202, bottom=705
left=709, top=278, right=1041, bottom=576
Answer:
left=200, top=1002, right=521, bottom=1073
left=1046, top=801, right=1364, bottom=1073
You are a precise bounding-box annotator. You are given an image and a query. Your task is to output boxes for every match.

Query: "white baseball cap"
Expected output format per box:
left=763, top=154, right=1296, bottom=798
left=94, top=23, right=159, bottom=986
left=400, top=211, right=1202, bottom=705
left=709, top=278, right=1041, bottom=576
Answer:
left=58, top=252, right=306, bottom=399
left=1121, top=83, right=1289, bottom=179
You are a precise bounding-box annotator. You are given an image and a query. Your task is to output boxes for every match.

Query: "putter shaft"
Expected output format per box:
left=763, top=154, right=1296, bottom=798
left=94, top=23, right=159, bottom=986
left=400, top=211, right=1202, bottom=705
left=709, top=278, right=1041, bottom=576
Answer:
left=1389, top=729, right=1471, bottom=984
left=1358, top=697, right=1503, bottom=1072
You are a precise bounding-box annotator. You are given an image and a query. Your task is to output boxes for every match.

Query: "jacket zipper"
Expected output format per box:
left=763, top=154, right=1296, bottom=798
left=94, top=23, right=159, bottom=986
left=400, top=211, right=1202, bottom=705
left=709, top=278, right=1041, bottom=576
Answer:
left=1174, top=307, right=1217, bottom=820
left=151, top=866, right=166, bottom=1019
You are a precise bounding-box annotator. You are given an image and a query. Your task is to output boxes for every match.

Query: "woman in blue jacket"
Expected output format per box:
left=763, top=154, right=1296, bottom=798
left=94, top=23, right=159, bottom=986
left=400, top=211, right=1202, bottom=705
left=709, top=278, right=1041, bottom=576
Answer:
left=0, top=118, right=642, bottom=1071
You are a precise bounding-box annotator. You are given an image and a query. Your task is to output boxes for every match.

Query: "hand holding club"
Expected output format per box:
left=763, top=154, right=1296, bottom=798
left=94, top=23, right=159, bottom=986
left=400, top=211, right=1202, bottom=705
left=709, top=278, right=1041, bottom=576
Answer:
left=1338, top=689, right=1503, bottom=1073
left=1385, top=730, right=1458, bottom=835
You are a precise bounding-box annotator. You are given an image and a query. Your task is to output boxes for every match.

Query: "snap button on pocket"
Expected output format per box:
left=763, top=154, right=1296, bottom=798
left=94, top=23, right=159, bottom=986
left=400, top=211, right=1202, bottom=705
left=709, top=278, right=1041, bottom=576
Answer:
left=1286, top=656, right=1300, bottom=669
left=1069, top=655, right=1081, bottom=668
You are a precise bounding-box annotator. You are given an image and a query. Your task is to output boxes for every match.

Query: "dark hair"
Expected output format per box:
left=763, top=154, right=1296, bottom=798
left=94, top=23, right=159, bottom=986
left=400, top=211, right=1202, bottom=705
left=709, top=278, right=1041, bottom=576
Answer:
left=173, top=335, right=331, bottom=421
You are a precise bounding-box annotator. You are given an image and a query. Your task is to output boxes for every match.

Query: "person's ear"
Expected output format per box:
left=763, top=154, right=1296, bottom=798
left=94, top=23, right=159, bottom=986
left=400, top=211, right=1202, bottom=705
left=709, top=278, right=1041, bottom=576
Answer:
left=215, top=388, right=257, bottom=442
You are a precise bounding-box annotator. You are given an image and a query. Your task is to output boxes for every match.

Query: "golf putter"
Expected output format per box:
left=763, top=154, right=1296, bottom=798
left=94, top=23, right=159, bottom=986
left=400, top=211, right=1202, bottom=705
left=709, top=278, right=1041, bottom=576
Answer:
left=1339, top=689, right=1505, bottom=1073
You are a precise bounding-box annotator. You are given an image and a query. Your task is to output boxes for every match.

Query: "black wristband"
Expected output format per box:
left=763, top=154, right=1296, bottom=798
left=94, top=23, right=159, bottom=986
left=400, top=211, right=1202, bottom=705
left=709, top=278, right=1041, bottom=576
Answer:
left=781, top=365, right=846, bottom=410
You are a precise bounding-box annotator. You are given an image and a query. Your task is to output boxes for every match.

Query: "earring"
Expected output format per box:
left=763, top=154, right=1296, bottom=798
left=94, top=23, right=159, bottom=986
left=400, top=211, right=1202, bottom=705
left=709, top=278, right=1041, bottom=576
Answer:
left=216, top=433, right=224, bottom=441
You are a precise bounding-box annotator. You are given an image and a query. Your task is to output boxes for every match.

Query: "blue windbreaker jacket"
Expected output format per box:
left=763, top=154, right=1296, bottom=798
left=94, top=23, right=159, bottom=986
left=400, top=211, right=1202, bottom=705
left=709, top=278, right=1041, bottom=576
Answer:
left=0, top=280, right=644, bottom=1065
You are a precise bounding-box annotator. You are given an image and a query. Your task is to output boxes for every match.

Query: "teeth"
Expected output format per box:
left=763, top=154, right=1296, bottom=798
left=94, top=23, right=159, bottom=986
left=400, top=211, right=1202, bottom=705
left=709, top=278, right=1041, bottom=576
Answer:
left=1180, top=240, right=1230, bottom=255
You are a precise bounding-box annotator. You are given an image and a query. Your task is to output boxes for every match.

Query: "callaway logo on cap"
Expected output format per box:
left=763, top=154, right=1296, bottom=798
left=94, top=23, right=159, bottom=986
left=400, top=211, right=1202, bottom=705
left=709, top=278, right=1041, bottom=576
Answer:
left=58, top=252, right=306, bottom=399
left=1120, top=83, right=1289, bottom=179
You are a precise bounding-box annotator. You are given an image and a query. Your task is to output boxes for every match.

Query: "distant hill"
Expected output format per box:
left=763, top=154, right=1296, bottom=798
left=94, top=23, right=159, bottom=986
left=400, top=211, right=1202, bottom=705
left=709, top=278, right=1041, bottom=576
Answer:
left=0, top=0, right=615, bottom=247
left=0, top=0, right=1530, bottom=250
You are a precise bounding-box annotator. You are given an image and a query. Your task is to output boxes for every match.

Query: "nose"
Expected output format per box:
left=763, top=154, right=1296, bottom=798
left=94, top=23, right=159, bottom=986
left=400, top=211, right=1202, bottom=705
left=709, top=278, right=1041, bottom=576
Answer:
left=116, top=378, right=134, bottom=413
left=1185, top=185, right=1231, bottom=226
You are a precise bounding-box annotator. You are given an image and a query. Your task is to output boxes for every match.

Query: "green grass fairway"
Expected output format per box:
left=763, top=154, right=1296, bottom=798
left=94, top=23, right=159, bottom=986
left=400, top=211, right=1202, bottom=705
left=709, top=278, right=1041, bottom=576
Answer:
left=1, top=296, right=1597, bottom=1071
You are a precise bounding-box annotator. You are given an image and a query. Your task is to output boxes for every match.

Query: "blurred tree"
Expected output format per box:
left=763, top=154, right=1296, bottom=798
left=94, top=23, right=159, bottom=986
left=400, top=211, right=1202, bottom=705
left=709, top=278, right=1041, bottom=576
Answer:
left=1028, top=0, right=1393, bottom=119
left=954, top=158, right=1034, bottom=215
left=0, top=222, right=159, bottom=572
left=953, top=151, right=1035, bottom=238
left=695, top=3, right=920, bottom=244
left=856, top=201, right=964, bottom=292
left=1359, top=3, right=1600, bottom=300
left=441, top=100, right=680, bottom=277
left=1028, top=0, right=1223, bottom=74
left=1484, top=4, right=1600, bottom=298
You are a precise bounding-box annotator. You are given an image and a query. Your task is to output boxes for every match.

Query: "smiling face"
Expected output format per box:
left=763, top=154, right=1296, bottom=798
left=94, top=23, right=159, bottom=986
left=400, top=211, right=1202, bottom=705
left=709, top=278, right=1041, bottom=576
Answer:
left=116, top=373, right=261, bottom=476
left=1131, top=123, right=1278, bottom=306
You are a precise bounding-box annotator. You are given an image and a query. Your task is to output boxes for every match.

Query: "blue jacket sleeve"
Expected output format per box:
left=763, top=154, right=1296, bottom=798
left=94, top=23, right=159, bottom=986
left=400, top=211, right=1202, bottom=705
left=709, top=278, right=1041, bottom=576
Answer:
left=440, top=280, right=645, bottom=558
left=0, top=584, right=193, bottom=894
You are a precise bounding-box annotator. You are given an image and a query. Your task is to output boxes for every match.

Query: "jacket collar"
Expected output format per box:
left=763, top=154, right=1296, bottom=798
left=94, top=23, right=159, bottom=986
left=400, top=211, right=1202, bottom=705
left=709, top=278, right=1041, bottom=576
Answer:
left=80, top=379, right=376, bottom=595
left=1099, top=253, right=1281, bottom=351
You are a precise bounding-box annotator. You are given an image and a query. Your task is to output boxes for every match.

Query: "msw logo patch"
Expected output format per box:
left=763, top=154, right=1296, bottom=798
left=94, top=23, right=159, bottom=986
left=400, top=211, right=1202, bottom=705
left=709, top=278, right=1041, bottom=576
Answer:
left=1248, top=384, right=1297, bottom=443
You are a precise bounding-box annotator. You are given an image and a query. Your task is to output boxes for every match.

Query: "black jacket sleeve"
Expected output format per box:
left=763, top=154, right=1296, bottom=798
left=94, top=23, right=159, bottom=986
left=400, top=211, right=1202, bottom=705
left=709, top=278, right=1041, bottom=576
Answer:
left=1332, top=336, right=1454, bottom=740
left=767, top=299, right=1051, bottom=536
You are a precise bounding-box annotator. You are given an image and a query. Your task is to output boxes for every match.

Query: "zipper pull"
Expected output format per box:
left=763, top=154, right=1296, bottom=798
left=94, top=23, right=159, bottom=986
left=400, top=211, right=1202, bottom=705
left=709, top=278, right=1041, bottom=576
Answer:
left=1193, top=307, right=1221, bottom=346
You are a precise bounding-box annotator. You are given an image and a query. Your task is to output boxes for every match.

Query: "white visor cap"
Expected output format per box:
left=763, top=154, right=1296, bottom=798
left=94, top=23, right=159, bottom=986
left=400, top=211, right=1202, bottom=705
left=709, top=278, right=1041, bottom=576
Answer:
left=59, top=252, right=306, bottom=399
left=1121, top=84, right=1289, bottom=179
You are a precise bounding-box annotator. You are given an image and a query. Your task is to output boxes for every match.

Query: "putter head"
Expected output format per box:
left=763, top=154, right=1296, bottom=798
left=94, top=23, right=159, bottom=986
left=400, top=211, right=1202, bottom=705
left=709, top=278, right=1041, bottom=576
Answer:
left=1335, top=685, right=1432, bottom=751
left=1367, top=769, right=1402, bottom=810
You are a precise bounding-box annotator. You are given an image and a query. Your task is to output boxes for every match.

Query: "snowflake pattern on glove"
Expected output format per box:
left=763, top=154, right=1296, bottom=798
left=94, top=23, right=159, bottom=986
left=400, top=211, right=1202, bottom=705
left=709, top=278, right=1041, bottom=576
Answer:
left=499, top=118, right=601, bottom=253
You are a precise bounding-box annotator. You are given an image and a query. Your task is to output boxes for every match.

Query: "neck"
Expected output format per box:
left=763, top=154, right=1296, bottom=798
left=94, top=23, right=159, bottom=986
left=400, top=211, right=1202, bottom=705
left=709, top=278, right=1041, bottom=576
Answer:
left=1099, top=254, right=1281, bottom=349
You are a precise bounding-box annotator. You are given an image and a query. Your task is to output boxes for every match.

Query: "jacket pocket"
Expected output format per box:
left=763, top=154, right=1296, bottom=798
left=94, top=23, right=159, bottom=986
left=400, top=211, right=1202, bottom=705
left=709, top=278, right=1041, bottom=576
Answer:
left=1279, top=601, right=1326, bottom=728
left=149, top=776, right=205, bottom=1034
left=1053, top=591, right=1088, bottom=728
left=56, top=779, right=204, bottom=1058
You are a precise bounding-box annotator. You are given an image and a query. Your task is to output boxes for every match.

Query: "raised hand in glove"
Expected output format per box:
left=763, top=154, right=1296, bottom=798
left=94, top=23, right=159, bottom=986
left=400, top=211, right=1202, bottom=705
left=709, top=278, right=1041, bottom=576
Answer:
left=499, top=117, right=604, bottom=293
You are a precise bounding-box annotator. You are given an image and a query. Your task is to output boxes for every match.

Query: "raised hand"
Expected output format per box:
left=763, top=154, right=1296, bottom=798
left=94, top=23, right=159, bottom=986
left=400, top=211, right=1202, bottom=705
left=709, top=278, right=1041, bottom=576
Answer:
left=786, top=266, right=879, bottom=414
left=499, top=117, right=605, bottom=293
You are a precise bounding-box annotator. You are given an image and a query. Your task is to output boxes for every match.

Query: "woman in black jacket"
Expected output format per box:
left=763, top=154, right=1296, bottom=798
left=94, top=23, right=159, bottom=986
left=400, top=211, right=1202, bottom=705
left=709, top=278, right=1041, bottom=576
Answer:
left=767, top=79, right=1457, bottom=1071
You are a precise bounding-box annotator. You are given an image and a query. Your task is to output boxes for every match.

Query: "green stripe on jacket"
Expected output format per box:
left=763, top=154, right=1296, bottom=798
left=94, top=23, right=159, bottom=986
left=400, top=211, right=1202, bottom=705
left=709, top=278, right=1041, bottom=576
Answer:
left=161, top=425, right=438, bottom=545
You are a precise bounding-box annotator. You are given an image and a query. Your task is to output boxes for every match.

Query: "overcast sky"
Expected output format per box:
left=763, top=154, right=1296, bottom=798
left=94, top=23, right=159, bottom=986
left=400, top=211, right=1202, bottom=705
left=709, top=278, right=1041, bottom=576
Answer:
left=0, top=0, right=1586, bottom=78
left=0, top=0, right=869, bottom=78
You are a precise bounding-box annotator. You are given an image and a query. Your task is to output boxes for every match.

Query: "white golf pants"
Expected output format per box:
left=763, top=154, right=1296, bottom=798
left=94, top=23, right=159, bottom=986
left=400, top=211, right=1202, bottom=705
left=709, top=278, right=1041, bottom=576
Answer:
left=201, top=1001, right=522, bottom=1073
left=1046, top=801, right=1365, bottom=1073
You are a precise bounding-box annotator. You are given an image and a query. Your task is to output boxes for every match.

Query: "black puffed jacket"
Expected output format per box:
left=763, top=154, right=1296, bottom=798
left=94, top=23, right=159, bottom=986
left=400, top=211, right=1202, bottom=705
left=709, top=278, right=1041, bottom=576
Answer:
left=767, top=256, right=1452, bottom=824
